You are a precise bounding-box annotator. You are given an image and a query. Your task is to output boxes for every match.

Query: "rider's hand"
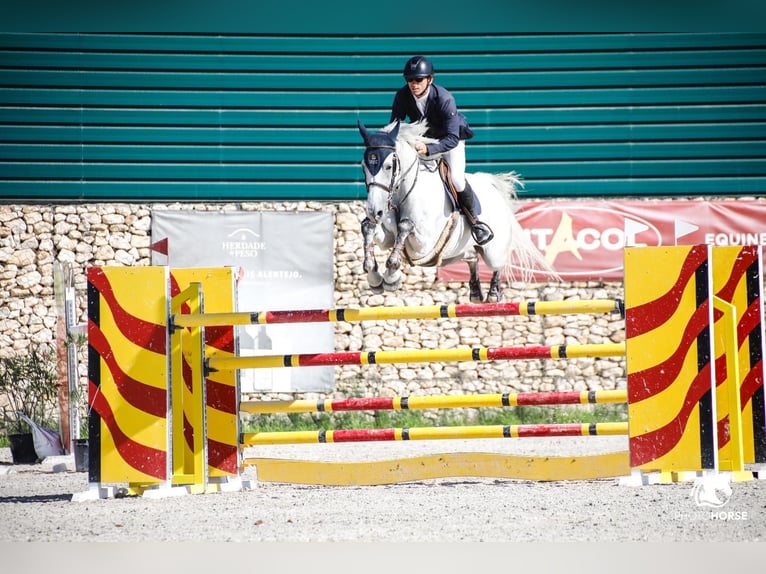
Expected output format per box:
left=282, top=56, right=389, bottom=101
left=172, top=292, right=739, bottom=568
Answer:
left=415, top=142, right=428, bottom=156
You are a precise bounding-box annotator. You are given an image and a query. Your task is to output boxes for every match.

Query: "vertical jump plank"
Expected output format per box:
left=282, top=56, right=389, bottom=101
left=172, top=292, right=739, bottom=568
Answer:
left=170, top=268, right=239, bottom=479
left=86, top=266, right=171, bottom=484
left=625, top=245, right=717, bottom=472
left=711, top=245, right=766, bottom=467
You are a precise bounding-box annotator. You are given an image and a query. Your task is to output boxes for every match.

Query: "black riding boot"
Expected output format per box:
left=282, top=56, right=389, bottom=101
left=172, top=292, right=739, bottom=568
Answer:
left=457, top=183, right=494, bottom=245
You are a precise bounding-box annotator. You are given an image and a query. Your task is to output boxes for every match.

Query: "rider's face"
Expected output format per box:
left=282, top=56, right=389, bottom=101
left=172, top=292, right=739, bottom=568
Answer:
left=407, top=76, right=431, bottom=98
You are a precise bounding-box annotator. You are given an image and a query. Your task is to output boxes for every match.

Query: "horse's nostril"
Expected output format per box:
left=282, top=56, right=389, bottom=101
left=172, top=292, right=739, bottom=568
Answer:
left=376, top=210, right=383, bottom=219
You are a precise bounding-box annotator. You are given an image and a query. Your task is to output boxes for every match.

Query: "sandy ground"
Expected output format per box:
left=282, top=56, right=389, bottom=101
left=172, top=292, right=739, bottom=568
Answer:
left=2, top=437, right=766, bottom=544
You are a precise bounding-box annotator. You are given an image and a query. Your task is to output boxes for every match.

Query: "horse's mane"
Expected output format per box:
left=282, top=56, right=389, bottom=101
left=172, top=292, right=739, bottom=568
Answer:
left=381, top=120, right=438, bottom=149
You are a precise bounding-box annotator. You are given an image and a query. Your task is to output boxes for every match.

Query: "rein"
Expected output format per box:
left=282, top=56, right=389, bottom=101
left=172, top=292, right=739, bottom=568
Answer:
left=391, top=152, right=420, bottom=210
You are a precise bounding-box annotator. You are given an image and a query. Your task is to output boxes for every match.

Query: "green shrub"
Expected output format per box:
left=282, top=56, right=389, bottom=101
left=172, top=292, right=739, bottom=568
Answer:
left=0, top=344, right=59, bottom=438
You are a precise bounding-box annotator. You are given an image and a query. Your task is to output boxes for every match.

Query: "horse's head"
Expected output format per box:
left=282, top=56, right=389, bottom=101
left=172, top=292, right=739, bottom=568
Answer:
left=358, top=120, right=428, bottom=221
left=359, top=120, right=399, bottom=177
left=358, top=120, right=403, bottom=223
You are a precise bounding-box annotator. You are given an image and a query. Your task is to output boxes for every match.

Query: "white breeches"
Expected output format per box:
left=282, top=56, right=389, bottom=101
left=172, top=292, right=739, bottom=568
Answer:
left=443, top=140, right=466, bottom=191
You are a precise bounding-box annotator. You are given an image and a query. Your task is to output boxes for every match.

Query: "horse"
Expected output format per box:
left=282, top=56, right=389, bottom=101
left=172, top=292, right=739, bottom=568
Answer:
left=358, top=120, right=558, bottom=303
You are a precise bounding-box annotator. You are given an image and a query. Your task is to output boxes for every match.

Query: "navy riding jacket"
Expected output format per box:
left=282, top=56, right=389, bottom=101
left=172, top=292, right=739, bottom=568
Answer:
left=389, top=83, right=473, bottom=156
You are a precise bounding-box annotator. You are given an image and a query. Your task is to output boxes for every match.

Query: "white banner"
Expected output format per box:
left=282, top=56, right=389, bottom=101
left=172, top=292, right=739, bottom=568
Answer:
left=151, top=210, right=335, bottom=392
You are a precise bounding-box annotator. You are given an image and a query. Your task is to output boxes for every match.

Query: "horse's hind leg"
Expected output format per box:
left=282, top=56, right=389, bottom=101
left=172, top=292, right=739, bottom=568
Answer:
left=467, top=259, right=483, bottom=303
left=486, top=271, right=502, bottom=303
left=361, top=217, right=384, bottom=293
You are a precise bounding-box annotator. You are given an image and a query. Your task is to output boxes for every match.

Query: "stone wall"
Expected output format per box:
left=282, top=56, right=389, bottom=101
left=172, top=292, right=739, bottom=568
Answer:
left=0, top=201, right=626, bottom=403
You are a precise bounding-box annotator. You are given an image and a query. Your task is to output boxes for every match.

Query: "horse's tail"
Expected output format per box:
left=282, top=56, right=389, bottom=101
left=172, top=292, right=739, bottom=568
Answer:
left=491, top=172, right=561, bottom=284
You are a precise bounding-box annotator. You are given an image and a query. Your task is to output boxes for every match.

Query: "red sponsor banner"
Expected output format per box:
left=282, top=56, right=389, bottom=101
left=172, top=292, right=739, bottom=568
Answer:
left=439, top=199, right=766, bottom=282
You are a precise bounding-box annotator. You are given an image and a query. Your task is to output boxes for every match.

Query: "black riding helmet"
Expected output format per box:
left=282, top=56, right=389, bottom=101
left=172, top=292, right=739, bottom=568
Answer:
left=403, top=56, right=434, bottom=80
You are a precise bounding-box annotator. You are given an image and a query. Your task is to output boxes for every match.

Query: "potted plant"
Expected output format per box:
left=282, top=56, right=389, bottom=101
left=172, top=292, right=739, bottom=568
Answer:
left=0, top=344, right=61, bottom=464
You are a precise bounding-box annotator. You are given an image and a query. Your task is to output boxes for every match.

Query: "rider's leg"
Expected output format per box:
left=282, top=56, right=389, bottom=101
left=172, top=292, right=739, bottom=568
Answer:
left=457, top=181, right=494, bottom=245
left=446, top=143, right=494, bottom=245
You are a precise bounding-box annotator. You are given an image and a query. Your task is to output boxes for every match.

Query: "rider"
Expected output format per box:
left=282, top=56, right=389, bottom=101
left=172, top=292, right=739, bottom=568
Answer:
left=389, top=55, right=494, bottom=245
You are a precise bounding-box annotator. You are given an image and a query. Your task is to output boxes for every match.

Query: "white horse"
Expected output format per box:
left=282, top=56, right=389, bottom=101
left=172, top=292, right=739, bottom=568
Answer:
left=358, top=120, right=557, bottom=302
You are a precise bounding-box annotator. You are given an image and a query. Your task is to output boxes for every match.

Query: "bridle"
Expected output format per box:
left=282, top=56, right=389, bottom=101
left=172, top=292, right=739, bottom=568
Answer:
left=363, top=143, right=420, bottom=217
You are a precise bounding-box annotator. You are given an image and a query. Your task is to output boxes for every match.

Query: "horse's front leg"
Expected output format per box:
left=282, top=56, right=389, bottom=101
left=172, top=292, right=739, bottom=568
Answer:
left=385, top=218, right=414, bottom=272
left=361, top=217, right=384, bottom=293
left=361, top=217, right=378, bottom=273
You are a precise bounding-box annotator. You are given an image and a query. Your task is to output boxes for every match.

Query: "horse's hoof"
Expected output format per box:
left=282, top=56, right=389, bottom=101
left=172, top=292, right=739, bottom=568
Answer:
left=486, top=288, right=502, bottom=303
left=469, top=287, right=484, bottom=303
left=367, top=280, right=384, bottom=294
left=367, top=273, right=384, bottom=293
left=383, top=279, right=401, bottom=292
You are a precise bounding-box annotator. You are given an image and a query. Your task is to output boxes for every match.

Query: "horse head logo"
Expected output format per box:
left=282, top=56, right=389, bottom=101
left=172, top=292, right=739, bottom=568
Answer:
left=690, top=474, right=733, bottom=508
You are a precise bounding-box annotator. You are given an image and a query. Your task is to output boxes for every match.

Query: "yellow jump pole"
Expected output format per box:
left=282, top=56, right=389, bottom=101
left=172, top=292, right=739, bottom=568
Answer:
left=714, top=296, right=745, bottom=473
left=169, top=283, right=208, bottom=493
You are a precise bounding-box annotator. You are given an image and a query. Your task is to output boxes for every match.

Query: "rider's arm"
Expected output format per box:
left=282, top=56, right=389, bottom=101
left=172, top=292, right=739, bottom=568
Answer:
left=422, top=87, right=461, bottom=156
left=390, top=87, right=410, bottom=123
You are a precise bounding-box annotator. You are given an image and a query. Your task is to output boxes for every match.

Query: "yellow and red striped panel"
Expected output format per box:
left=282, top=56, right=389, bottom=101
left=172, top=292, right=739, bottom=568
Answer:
left=87, top=266, right=170, bottom=483
left=625, top=246, right=717, bottom=471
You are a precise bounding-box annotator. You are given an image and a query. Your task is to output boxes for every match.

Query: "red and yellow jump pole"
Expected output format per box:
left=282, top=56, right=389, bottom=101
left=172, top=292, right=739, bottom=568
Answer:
left=242, top=422, right=629, bottom=446
left=242, top=389, right=627, bottom=414
left=172, top=298, right=623, bottom=328
left=208, top=342, right=625, bottom=372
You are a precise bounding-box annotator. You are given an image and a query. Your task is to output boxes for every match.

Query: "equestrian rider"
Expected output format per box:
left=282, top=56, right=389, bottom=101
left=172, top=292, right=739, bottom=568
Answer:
left=389, top=55, right=494, bottom=245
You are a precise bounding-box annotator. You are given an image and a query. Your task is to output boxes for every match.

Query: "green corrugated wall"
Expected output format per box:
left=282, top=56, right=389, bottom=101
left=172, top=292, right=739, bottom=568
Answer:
left=1, top=32, right=764, bottom=201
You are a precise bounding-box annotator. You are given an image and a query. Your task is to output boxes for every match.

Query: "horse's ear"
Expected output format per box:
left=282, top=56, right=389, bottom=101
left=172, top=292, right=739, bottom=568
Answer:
left=357, top=119, right=370, bottom=145
left=390, top=120, right=400, bottom=141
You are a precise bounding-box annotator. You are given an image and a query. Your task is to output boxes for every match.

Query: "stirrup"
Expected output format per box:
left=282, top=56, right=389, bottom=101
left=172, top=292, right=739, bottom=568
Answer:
left=471, top=221, right=494, bottom=245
